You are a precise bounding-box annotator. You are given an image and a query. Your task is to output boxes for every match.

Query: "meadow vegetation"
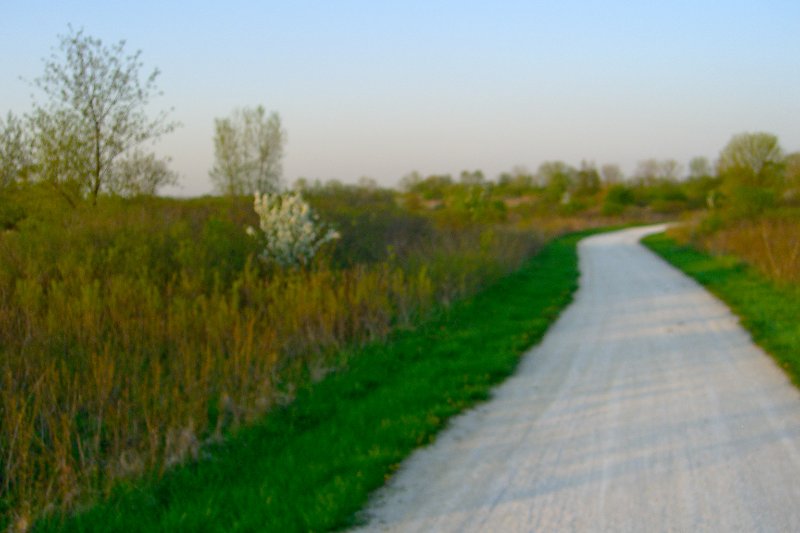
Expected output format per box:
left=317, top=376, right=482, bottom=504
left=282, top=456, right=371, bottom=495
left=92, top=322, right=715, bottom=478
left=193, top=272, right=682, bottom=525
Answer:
left=1, top=26, right=798, bottom=532
left=669, top=132, right=800, bottom=287
left=0, top=183, right=543, bottom=528
left=2, top=131, right=797, bottom=529
left=33, top=229, right=600, bottom=532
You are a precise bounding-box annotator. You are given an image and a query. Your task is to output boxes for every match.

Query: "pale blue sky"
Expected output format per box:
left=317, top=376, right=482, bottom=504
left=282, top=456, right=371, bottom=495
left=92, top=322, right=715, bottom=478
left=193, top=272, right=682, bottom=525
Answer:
left=2, top=1, right=799, bottom=195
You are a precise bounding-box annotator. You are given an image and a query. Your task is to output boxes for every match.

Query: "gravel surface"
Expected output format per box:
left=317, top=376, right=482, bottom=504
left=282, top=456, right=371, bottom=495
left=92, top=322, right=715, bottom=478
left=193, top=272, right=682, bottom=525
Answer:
left=353, top=225, right=800, bottom=532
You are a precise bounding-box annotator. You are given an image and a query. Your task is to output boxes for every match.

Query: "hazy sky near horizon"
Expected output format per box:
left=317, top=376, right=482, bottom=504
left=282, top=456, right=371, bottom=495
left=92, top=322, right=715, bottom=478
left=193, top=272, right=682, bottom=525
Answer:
left=2, top=1, right=799, bottom=195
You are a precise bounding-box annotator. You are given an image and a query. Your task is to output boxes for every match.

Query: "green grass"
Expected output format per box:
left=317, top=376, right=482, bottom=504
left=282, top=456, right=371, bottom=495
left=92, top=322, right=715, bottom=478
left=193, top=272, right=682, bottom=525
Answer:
left=643, top=232, right=800, bottom=387
left=34, top=229, right=598, bottom=533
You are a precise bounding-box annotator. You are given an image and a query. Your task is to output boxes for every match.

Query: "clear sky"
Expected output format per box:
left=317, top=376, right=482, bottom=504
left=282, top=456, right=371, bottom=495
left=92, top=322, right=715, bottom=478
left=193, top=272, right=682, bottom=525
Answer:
left=2, top=1, right=799, bottom=195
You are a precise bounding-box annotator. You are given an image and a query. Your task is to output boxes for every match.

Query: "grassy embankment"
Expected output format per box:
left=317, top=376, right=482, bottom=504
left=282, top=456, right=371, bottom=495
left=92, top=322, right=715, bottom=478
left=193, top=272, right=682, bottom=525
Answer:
left=34, top=229, right=598, bottom=532
left=643, top=232, right=800, bottom=387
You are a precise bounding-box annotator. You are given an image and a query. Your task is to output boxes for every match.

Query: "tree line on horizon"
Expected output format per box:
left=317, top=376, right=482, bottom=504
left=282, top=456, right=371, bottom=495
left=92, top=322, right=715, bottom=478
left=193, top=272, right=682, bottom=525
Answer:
left=1, top=27, right=799, bottom=223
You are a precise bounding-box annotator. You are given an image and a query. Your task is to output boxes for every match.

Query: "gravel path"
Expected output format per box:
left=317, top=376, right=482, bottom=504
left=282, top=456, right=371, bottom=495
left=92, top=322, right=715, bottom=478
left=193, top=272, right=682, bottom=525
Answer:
left=353, top=225, right=800, bottom=532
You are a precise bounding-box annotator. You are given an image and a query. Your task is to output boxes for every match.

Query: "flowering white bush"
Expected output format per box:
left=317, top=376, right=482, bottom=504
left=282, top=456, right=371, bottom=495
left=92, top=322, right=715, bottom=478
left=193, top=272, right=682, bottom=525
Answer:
left=250, top=191, right=340, bottom=267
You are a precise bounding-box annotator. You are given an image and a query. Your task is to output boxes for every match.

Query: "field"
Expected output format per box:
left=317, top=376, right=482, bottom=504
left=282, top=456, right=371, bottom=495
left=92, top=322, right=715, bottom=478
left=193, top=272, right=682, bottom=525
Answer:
left=0, top=184, right=551, bottom=529
left=1, top=130, right=799, bottom=529
left=32, top=228, right=605, bottom=531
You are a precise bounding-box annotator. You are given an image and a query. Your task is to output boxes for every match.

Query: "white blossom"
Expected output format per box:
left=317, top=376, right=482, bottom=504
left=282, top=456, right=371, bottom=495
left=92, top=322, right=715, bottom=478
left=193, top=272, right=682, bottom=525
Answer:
left=251, top=191, right=340, bottom=267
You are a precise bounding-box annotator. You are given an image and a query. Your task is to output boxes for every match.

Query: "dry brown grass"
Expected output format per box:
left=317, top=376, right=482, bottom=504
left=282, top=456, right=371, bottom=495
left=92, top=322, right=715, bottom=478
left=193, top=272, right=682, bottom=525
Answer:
left=684, top=214, right=800, bottom=285
left=0, top=196, right=543, bottom=527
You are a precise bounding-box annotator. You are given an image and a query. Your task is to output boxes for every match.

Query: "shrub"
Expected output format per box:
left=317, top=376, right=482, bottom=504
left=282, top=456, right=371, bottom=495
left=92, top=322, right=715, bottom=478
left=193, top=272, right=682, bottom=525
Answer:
left=251, top=191, right=340, bottom=267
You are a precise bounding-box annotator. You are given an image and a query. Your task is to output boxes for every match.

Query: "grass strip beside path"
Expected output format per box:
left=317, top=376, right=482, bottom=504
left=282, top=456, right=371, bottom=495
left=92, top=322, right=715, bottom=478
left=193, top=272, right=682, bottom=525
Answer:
left=37, top=230, right=597, bottom=532
left=643, top=232, right=800, bottom=388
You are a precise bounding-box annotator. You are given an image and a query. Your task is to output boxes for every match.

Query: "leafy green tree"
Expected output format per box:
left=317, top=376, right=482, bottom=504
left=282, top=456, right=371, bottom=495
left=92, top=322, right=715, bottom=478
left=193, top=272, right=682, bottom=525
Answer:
left=210, top=105, right=285, bottom=195
left=538, top=161, right=575, bottom=204
left=496, top=167, right=534, bottom=197
left=602, top=183, right=635, bottom=215
left=717, top=132, right=784, bottom=216
left=30, top=27, right=178, bottom=204
left=574, top=161, right=601, bottom=197
left=407, top=174, right=453, bottom=200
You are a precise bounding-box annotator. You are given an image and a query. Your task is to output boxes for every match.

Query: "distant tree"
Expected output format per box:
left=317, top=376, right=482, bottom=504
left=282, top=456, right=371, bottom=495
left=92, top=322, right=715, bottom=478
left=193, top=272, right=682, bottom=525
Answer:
left=292, top=177, right=311, bottom=191
left=30, top=27, right=178, bottom=204
left=497, top=166, right=534, bottom=196
left=0, top=112, right=32, bottom=187
left=574, top=161, right=601, bottom=196
left=688, top=156, right=712, bottom=178
left=784, top=153, right=800, bottom=190
left=717, top=132, right=784, bottom=216
left=718, top=133, right=783, bottom=180
left=409, top=174, right=453, bottom=200
left=602, top=183, right=635, bottom=215
left=108, top=151, right=178, bottom=196
left=600, top=163, right=623, bottom=184
left=459, top=169, right=485, bottom=186
left=658, top=159, right=683, bottom=181
left=634, top=159, right=661, bottom=182
left=398, top=171, right=422, bottom=192
left=210, top=105, right=285, bottom=195
left=357, top=176, right=378, bottom=190
left=634, top=158, right=682, bottom=182
left=538, top=161, right=575, bottom=203
left=634, top=158, right=683, bottom=184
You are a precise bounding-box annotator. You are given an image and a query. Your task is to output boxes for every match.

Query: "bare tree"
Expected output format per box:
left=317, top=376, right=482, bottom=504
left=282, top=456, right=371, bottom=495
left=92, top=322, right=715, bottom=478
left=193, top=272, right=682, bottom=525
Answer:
left=0, top=112, right=32, bottom=187
left=635, top=158, right=682, bottom=182
left=459, top=169, right=485, bottom=186
left=634, top=159, right=660, bottom=182
left=658, top=159, right=683, bottom=181
left=108, top=151, right=178, bottom=196
left=688, top=156, right=712, bottom=178
left=31, top=27, right=177, bottom=204
left=210, top=105, right=285, bottom=195
left=600, top=163, right=623, bottom=184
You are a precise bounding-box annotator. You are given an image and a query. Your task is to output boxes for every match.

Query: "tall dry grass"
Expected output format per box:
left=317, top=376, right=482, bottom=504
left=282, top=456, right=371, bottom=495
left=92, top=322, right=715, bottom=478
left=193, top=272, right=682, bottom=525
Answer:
left=0, top=193, right=541, bottom=527
left=684, top=213, right=800, bottom=285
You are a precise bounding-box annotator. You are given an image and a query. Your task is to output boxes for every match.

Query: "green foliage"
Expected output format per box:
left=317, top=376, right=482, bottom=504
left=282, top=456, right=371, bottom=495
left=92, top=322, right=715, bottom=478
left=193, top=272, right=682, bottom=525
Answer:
left=10, top=27, right=178, bottom=204
left=539, top=161, right=575, bottom=204
left=682, top=175, right=722, bottom=209
left=0, top=187, right=544, bottom=528
left=717, top=132, right=784, bottom=217
left=0, top=187, right=27, bottom=229
left=602, top=184, right=635, bottom=215
left=33, top=229, right=595, bottom=532
left=404, top=174, right=454, bottom=200
left=304, top=183, right=434, bottom=265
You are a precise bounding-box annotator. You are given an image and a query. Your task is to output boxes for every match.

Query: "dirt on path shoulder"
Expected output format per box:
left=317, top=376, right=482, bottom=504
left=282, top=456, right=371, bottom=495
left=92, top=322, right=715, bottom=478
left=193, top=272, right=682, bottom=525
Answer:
left=353, top=225, right=800, bottom=532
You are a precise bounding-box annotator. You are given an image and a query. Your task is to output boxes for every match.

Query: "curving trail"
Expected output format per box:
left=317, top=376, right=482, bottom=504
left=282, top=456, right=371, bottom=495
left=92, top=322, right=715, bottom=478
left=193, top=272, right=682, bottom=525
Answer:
left=353, top=225, right=800, bottom=532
